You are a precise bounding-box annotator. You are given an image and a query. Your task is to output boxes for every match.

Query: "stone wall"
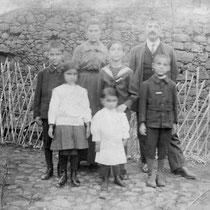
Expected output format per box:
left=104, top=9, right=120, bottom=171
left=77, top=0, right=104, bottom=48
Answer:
left=0, top=1, right=210, bottom=98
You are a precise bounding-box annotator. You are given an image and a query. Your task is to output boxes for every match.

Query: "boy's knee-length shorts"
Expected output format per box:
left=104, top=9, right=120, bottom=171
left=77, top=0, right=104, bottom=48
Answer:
left=146, top=127, right=172, bottom=159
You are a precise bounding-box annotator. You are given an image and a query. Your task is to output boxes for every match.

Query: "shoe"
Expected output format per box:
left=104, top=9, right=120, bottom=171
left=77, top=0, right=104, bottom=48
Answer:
left=89, top=164, right=98, bottom=172
left=114, top=175, right=127, bottom=187
left=156, top=172, right=166, bottom=187
left=174, top=167, right=196, bottom=179
left=41, top=168, right=53, bottom=180
left=56, top=173, right=67, bottom=188
left=120, top=173, right=129, bottom=180
left=71, top=170, right=80, bottom=187
left=141, top=163, right=149, bottom=173
left=146, top=173, right=156, bottom=188
left=74, top=170, right=80, bottom=184
left=146, top=159, right=156, bottom=188
left=101, top=177, right=109, bottom=191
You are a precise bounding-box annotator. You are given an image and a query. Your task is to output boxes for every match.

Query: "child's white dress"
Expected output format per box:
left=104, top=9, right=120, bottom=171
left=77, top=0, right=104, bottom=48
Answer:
left=91, top=108, right=130, bottom=165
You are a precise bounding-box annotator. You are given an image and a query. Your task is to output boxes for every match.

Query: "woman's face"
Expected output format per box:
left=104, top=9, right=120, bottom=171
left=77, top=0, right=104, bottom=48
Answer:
left=87, top=24, right=101, bottom=42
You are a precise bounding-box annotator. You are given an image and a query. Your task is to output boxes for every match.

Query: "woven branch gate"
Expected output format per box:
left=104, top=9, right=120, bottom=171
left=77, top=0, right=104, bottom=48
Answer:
left=0, top=60, right=210, bottom=162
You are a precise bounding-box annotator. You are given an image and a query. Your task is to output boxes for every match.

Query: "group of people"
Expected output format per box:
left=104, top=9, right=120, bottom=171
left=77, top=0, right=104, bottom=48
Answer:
left=33, top=17, right=196, bottom=191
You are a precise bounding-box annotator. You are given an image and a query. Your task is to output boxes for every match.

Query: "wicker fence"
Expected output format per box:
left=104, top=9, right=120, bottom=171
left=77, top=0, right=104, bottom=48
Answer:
left=0, top=60, right=210, bottom=162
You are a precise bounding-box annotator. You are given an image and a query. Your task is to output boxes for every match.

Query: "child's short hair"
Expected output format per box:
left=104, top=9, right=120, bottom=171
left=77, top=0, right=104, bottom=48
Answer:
left=46, top=40, right=64, bottom=52
left=101, top=87, right=118, bottom=99
left=107, top=40, right=125, bottom=51
left=62, top=61, right=78, bottom=74
left=153, top=54, right=171, bottom=65
left=86, top=18, right=101, bottom=30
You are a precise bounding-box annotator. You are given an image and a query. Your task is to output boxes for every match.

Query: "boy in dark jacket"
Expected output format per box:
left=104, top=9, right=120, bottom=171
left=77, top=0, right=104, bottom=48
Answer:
left=33, top=41, right=65, bottom=180
left=139, top=54, right=178, bottom=188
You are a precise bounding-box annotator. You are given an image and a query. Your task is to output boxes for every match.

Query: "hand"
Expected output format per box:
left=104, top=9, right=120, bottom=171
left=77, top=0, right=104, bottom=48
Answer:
left=48, top=125, right=54, bottom=138
left=116, top=104, right=127, bottom=112
left=172, top=123, right=178, bottom=135
left=35, top=116, right=42, bottom=126
left=86, top=124, right=91, bottom=139
left=123, top=138, right=128, bottom=147
left=139, top=123, right=147, bottom=135
left=95, top=142, right=101, bottom=152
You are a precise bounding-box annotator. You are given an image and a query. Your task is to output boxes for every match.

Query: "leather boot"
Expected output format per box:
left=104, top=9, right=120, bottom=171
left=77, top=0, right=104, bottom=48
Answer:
left=156, top=159, right=166, bottom=187
left=101, top=176, right=109, bottom=191
left=41, top=168, right=53, bottom=180
left=146, top=158, right=156, bottom=188
left=57, top=162, right=61, bottom=178
left=114, top=175, right=127, bottom=187
left=41, top=148, right=53, bottom=180
left=71, top=170, right=80, bottom=187
left=56, top=172, right=67, bottom=188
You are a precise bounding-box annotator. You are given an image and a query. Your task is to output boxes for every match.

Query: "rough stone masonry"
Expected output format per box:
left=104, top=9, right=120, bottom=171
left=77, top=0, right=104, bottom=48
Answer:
left=0, top=2, right=210, bottom=100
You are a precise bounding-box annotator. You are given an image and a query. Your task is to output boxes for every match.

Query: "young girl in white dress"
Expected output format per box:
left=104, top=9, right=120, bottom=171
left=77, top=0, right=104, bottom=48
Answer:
left=48, top=62, right=91, bottom=187
left=91, top=87, right=130, bottom=191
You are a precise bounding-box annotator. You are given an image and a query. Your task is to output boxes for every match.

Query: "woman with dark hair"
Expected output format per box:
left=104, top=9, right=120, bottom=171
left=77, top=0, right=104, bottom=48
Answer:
left=72, top=18, right=107, bottom=170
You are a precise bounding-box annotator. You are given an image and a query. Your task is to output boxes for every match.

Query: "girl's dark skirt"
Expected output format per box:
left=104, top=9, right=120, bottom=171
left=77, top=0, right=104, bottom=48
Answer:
left=50, top=125, right=88, bottom=155
left=78, top=69, right=99, bottom=164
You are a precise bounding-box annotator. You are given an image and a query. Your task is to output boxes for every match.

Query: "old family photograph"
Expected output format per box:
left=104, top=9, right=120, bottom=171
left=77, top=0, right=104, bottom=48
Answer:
left=0, top=0, right=210, bottom=210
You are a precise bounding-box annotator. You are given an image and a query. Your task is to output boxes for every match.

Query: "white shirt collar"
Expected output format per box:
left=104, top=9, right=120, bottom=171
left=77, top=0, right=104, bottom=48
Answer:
left=146, top=38, right=161, bottom=52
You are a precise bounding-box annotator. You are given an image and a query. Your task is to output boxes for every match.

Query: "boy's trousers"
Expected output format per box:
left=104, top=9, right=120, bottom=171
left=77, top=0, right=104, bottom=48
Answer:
left=137, top=115, right=184, bottom=172
left=42, top=119, right=53, bottom=169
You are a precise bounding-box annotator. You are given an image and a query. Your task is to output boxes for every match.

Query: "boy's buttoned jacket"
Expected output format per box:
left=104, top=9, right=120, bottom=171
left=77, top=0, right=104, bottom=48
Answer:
left=33, top=65, right=64, bottom=119
left=129, top=42, right=178, bottom=112
left=139, top=74, right=178, bottom=128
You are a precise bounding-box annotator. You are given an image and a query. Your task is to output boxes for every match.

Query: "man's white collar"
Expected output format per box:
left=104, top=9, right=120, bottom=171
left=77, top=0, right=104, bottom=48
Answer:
left=146, top=38, right=161, bottom=50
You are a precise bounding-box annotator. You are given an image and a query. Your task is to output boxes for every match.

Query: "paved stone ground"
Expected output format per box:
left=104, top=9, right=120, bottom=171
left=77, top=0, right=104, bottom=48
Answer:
left=0, top=145, right=210, bottom=210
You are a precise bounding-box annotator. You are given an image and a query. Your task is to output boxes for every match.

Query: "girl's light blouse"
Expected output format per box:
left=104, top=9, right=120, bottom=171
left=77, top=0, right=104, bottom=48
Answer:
left=48, top=84, right=91, bottom=126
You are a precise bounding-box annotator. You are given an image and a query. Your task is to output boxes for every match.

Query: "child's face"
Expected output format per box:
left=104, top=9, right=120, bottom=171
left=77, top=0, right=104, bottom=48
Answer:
left=64, top=69, right=78, bottom=85
left=101, top=95, right=118, bottom=110
left=153, top=57, right=170, bottom=77
left=87, top=24, right=101, bottom=42
left=48, top=48, right=63, bottom=66
left=145, top=21, right=161, bottom=41
left=109, top=43, right=125, bottom=62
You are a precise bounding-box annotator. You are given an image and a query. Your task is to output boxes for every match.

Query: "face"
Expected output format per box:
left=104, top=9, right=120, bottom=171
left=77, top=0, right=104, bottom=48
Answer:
left=153, top=57, right=170, bottom=77
left=109, top=43, right=125, bottom=62
left=145, top=21, right=161, bottom=42
left=48, top=48, right=63, bottom=66
left=64, top=69, right=78, bottom=85
left=87, top=24, right=101, bottom=42
left=101, top=95, right=118, bottom=110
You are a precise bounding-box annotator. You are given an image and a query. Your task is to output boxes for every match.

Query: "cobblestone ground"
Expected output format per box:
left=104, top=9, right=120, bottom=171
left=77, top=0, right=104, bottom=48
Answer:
left=0, top=145, right=210, bottom=210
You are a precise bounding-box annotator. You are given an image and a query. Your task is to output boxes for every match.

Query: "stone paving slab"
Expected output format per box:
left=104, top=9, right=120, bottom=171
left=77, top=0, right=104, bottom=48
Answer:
left=0, top=145, right=210, bottom=210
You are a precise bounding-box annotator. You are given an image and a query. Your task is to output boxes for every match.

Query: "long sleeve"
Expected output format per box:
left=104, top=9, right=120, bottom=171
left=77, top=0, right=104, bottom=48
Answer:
left=124, top=70, right=139, bottom=109
left=72, top=45, right=82, bottom=67
left=173, top=85, right=178, bottom=124
left=33, top=71, right=43, bottom=118
left=91, top=113, right=102, bottom=142
left=170, top=49, right=178, bottom=82
left=121, top=113, right=130, bottom=139
left=82, top=90, right=92, bottom=123
left=139, top=82, right=148, bottom=123
left=97, top=70, right=105, bottom=109
left=129, top=48, right=137, bottom=72
left=48, top=89, right=60, bottom=124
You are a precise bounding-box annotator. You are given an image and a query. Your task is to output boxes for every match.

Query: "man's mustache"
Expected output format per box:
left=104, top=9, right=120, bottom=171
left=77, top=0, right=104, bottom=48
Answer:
left=149, top=31, right=156, bottom=35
